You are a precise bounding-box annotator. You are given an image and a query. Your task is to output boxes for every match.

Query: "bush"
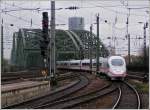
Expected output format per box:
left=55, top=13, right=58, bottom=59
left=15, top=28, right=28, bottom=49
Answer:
left=127, top=64, right=148, bottom=72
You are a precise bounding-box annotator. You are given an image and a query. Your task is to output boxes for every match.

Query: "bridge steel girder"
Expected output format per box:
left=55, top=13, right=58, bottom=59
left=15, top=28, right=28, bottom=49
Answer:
left=62, top=30, right=80, bottom=51
left=11, top=29, right=109, bottom=69
left=68, top=30, right=84, bottom=48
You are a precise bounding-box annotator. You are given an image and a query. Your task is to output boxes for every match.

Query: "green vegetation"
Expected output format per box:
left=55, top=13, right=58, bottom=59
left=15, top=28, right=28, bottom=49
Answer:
left=126, top=55, right=149, bottom=72
left=129, top=80, right=149, bottom=93
left=135, top=83, right=149, bottom=93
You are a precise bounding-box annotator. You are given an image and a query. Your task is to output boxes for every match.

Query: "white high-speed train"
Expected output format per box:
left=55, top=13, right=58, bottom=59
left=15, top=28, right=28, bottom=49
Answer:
left=57, top=56, right=127, bottom=80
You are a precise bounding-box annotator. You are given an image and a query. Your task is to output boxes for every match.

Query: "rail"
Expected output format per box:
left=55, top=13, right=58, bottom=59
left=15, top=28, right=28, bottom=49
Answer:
left=3, top=73, right=89, bottom=109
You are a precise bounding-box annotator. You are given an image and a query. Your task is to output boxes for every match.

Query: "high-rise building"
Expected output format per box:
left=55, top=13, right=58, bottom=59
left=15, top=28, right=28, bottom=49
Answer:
left=68, top=17, right=84, bottom=30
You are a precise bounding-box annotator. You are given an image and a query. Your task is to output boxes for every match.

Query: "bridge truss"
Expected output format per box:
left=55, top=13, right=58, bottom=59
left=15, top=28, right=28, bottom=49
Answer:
left=11, top=28, right=109, bottom=69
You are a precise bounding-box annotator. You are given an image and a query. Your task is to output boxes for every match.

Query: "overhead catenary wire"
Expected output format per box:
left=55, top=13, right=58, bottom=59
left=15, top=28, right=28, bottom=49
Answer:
left=1, top=1, right=149, bottom=17
left=82, top=1, right=149, bottom=17
left=3, top=13, right=40, bottom=27
left=1, top=2, right=148, bottom=28
left=1, top=1, right=149, bottom=56
left=1, top=2, right=63, bottom=13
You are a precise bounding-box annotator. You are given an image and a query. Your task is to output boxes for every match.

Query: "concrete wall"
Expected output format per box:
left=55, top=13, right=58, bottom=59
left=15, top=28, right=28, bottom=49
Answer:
left=2, top=81, right=50, bottom=108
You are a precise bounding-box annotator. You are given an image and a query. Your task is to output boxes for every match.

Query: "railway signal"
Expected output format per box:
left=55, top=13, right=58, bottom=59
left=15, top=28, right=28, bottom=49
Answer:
left=40, top=12, right=49, bottom=57
left=40, top=12, right=49, bottom=80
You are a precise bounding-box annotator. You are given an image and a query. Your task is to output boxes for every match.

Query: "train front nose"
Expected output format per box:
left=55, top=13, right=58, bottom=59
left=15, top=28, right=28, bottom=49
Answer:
left=109, top=68, right=127, bottom=77
left=115, top=71, right=127, bottom=77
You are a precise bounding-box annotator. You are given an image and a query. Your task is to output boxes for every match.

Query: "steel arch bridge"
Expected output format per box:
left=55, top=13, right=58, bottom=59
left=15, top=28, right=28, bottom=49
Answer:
left=11, top=28, right=109, bottom=69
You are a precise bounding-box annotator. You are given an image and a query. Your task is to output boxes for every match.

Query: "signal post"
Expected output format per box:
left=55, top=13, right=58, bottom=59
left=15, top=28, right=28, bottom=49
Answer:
left=50, top=1, right=57, bottom=85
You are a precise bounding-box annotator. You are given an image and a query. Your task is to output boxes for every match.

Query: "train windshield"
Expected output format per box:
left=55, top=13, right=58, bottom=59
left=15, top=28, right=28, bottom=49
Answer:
left=111, top=59, right=124, bottom=66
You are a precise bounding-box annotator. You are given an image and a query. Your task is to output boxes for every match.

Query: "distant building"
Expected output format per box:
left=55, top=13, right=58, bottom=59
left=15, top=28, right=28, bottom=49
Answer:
left=68, top=17, right=84, bottom=30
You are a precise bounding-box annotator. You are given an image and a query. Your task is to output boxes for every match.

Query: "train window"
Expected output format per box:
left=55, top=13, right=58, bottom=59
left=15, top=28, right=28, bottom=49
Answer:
left=71, top=63, right=79, bottom=65
left=82, top=63, right=85, bottom=65
left=111, top=59, right=124, bottom=66
left=74, top=63, right=79, bottom=65
left=93, top=63, right=101, bottom=66
left=82, top=63, right=89, bottom=66
left=64, top=63, right=67, bottom=65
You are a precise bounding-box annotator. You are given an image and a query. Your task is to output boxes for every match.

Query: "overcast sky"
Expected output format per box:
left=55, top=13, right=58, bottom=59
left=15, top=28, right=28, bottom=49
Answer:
left=1, top=0, right=150, bottom=59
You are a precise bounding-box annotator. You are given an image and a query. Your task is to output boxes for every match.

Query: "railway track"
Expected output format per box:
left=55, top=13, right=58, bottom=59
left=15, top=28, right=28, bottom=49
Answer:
left=35, top=83, right=116, bottom=109
left=112, top=81, right=141, bottom=109
left=1, top=70, right=42, bottom=84
left=127, top=71, right=147, bottom=78
left=127, top=74, right=145, bottom=81
left=1, top=78, right=29, bottom=85
left=126, top=71, right=148, bottom=81
left=68, top=80, right=141, bottom=109
left=2, top=72, right=78, bottom=85
left=2, top=70, right=40, bottom=77
left=3, top=73, right=89, bottom=109
left=2, top=70, right=142, bottom=109
left=128, top=71, right=145, bottom=76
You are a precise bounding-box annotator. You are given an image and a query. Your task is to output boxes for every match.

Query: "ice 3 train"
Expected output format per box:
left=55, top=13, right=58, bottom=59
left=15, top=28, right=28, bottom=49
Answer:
left=57, top=56, right=127, bottom=80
